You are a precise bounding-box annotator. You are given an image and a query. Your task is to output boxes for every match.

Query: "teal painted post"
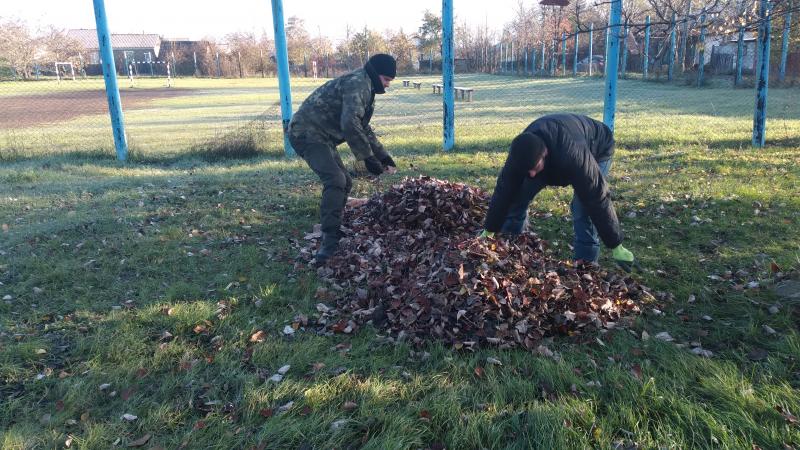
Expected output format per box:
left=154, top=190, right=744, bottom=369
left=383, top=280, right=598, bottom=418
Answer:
left=697, top=13, right=707, bottom=86
left=643, top=16, right=650, bottom=78
left=735, top=26, right=745, bottom=86
left=753, top=0, right=771, bottom=147
left=541, top=41, right=546, bottom=72
left=604, top=0, right=622, bottom=131
left=442, top=0, right=455, bottom=150
left=573, top=29, right=579, bottom=76
left=621, top=20, right=629, bottom=78
left=679, top=0, right=691, bottom=73
left=271, top=0, right=295, bottom=156
left=589, top=23, right=594, bottom=76
left=561, top=32, right=567, bottom=76
left=668, top=13, right=676, bottom=81
left=778, top=2, right=792, bottom=83
left=92, top=0, right=128, bottom=160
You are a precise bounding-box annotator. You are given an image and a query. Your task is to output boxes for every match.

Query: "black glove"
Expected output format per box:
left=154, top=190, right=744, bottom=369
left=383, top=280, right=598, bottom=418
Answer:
left=363, top=156, right=384, bottom=175
left=379, top=155, right=396, bottom=169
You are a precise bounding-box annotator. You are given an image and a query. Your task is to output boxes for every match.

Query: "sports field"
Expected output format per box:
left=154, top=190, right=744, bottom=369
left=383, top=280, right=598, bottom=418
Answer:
left=1, top=75, right=799, bottom=449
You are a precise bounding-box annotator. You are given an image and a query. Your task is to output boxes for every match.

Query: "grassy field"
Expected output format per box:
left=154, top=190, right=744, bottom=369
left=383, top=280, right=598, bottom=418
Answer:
left=1, top=75, right=799, bottom=449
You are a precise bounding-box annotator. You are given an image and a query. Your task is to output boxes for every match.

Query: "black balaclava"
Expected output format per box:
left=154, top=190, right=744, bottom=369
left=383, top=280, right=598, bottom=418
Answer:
left=508, top=132, right=547, bottom=174
left=364, top=54, right=396, bottom=94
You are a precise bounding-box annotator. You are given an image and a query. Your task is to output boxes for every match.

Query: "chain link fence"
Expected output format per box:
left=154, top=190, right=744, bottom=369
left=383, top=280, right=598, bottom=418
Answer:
left=0, top=1, right=798, bottom=161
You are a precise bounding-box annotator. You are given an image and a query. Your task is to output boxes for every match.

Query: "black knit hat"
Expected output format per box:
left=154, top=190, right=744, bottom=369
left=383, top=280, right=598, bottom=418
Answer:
left=366, top=54, right=396, bottom=78
left=508, top=132, right=547, bottom=173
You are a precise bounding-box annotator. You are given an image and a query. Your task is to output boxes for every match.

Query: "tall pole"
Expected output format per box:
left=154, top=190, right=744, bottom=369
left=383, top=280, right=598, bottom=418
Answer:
left=603, top=0, right=622, bottom=132
left=92, top=0, right=128, bottom=161
left=271, top=0, right=295, bottom=156
left=735, top=26, right=745, bottom=86
left=668, top=13, right=677, bottom=81
left=442, top=0, right=455, bottom=151
left=589, top=23, right=594, bottom=76
left=573, top=28, right=579, bottom=77
left=561, top=32, right=567, bottom=76
left=778, top=1, right=792, bottom=83
left=697, top=13, right=707, bottom=87
left=753, top=0, right=771, bottom=147
left=643, top=16, right=650, bottom=79
left=621, top=20, right=629, bottom=78
left=679, top=0, right=692, bottom=73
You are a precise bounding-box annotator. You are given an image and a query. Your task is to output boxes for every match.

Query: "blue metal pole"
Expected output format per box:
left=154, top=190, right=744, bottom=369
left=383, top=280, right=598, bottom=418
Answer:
left=551, top=40, right=556, bottom=76
left=512, top=41, right=516, bottom=74
left=531, top=47, right=536, bottom=75
left=541, top=41, right=546, bottom=72
left=679, top=0, right=692, bottom=73
left=430, top=48, right=434, bottom=74
left=668, top=13, right=677, bottom=81
left=573, top=29, right=579, bottom=77
left=561, top=32, right=567, bottom=76
left=621, top=21, right=629, bottom=78
left=589, top=23, right=594, bottom=76
left=753, top=0, right=771, bottom=147
left=644, top=16, right=650, bottom=78
left=604, top=26, right=610, bottom=77
left=442, top=0, right=455, bottom=151
left=779, top=2, right=792, bottom=83
left=525, top=46, right=529, bottom=75
left=271, top=0, right=295, bottom=156
left=603, top=0, right=622, bottom=132
left=736, top=26, right=745, bottom=86
left=92, top=0, right=128, bottom=161
left=697, top=13, right=707, bottom=87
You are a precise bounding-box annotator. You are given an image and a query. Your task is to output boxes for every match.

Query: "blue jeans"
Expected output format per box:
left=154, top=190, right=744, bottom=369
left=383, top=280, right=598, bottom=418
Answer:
left=500, top=159, right=612, bottom=262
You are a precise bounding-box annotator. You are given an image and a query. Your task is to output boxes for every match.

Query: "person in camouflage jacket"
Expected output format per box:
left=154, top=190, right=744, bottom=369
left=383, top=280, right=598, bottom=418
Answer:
left=288, top=53, right=397, bottom=264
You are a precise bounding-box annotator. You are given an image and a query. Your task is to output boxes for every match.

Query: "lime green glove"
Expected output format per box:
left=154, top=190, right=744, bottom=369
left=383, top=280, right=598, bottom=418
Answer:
left=611, top=244, right=640, bottom=272
left=479, top=230, right=495, bottom=239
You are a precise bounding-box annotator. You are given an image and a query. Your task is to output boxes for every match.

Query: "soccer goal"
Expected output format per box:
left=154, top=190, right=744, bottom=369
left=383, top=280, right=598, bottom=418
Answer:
left=55, top=62, right=76, bottom=81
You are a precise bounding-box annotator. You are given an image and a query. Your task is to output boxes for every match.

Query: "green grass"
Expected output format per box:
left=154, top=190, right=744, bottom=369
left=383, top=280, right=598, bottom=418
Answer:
left=1, top=75, right=799, bottom=449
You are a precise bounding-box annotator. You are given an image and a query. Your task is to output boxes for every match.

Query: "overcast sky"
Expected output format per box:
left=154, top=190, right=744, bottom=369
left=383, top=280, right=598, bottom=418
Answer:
left=3, top=0, right=520, bottom=42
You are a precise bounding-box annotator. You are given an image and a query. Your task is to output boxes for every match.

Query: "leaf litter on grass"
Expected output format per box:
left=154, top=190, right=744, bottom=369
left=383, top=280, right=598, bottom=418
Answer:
left=300, top=177, right=659, bottom=351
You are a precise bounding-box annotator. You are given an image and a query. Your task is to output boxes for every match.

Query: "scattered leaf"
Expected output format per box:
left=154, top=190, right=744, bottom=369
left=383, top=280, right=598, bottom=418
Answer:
left=127, top=434, right=151, bottom=447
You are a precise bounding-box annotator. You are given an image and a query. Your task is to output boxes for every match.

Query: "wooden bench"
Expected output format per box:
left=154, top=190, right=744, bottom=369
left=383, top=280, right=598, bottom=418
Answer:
left=454, top=86, right=474, bottom=102
left=412, top=81, right=422, bottom=89
left=431, top=83, right=475, bottom=102
left=402, top=80, right=410, bottom=87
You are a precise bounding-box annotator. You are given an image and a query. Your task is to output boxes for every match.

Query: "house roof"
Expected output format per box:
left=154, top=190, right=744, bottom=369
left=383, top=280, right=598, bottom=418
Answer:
left=67, top=29, right=161, bottom=50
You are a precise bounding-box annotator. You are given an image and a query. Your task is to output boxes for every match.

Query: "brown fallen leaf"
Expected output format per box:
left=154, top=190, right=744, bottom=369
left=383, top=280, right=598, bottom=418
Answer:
left=474, top=366, right=484, bottom=378
left=775, top=406, right=798, bottom=425
left=419, top=409, right=431, bottom=421
left=249, top=330, right=267, bottom=343
left=193, top=420, right=206, bottom=430
left=259, top=408, right=274, bottom=418
left=342, top=401, right=358, bottom=411
left=127, top=434, right=151, bottom=447
left=630, top=364, right=642, bottom=381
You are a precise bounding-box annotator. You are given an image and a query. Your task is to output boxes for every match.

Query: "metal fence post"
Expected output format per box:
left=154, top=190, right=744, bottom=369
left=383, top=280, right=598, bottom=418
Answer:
left=573, top=29, right=579, bottom=77
left=668, top=13, right=677, bottom=81
left=92, top=0, right=128, bottom=161
left=531, top=47, right=536, bottom=75
left=621, top=20, right=629, bottom=78
left=603, top=0, right=622, bottom=132
left=736, top=26, right=745, bottom=86
left=753, top=0, right=771, bottom=147
left=525, top=46, right=529, bottom=75
left=271, top=0, right=295, bottom=156
left=589, top=23, right=594, bottom=76
left=778, top=1, right=792, bottom=83
left=697, top=13, right=707, bottom=87
left=644, top=16, right=650, bottom=79
left=679, top=0, right=692, bottom=73
left=561, top=32, right=567, bottom=76
left=442, top=0, right=455, bottom=151
left=604, top=26, right=610, bottom=77
left=541, top=41, right=546, bottom=72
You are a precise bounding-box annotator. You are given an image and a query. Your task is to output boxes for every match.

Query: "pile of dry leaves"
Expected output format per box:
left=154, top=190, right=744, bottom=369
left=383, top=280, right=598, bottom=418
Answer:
left=300, top=177, right=654, bottom=350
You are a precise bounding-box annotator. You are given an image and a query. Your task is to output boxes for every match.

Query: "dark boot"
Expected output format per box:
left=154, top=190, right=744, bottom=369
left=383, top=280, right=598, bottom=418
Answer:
left=315, top=232, right=341, bottom=265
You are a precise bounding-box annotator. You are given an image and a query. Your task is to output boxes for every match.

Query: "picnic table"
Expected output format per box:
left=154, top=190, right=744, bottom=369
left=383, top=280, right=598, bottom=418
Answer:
left=412, top=82, right=422, bottom=89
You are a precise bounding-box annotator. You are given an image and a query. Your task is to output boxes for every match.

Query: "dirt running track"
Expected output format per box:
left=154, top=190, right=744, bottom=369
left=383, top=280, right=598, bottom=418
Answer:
left=0, top=88, right=194, bottom=129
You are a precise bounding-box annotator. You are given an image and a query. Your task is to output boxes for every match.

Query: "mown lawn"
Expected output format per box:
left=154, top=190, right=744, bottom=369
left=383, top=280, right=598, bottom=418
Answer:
left=1, top=75, right=799, bottom=449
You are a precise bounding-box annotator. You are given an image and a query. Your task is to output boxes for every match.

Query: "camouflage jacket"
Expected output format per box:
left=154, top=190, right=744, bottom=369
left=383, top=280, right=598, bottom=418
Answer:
left=288, top=68, right=389, bottom=162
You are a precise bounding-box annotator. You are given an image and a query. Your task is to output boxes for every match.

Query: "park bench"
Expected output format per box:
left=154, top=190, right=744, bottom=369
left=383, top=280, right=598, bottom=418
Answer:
left=402, top=80, right=410, bottom=87
left=431, top=83, right=475, bottom=102
left=412, top=81, right=422, bottom=89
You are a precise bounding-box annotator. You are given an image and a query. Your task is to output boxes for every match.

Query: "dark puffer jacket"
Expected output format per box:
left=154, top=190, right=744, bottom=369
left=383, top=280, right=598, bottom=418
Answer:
left=484, top=113, right=623, bottom=248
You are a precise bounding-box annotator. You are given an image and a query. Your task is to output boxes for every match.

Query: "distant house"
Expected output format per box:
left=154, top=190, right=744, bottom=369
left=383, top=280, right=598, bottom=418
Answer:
left=67, top=29, right=161, bottom=74
left=700, top=30, right=757, bottom=74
